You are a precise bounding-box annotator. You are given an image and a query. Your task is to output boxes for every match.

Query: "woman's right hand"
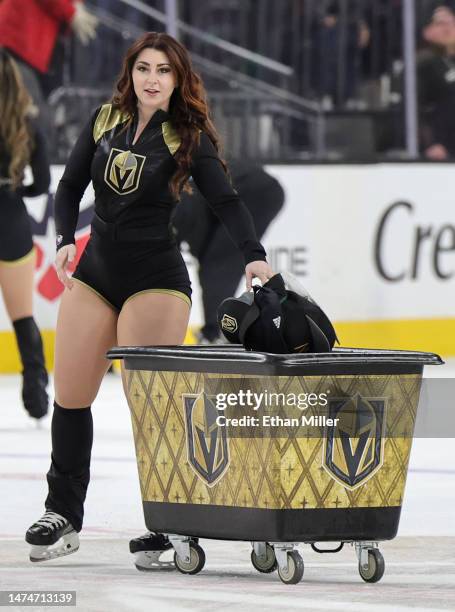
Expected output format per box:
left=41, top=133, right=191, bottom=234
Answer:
left=55, top=244, right=77, bottom=290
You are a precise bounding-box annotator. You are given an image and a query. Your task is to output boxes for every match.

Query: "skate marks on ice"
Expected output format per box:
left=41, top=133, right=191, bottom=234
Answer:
left=1, top=538, right=454, bottom=612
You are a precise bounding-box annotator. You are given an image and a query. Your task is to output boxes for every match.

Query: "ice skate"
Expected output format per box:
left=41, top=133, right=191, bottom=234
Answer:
left=25, top=511, right=79, bottom=562
left=129, top=532, right=176, bottom=571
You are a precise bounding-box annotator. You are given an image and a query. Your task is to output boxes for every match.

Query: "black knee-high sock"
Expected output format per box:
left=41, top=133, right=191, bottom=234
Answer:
left=13, top=316, right=48, bottom=418
left=45, top=402, right=93, bottom=532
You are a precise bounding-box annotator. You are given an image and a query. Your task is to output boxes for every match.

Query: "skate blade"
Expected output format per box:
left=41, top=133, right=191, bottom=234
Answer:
left=29, top=531, right=79, bottom=563
left=133, top=550, right=175, bottom=571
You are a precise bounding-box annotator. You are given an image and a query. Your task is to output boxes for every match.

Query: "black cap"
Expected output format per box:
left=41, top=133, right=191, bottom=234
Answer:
left=217, top=274, right=338, bottom=354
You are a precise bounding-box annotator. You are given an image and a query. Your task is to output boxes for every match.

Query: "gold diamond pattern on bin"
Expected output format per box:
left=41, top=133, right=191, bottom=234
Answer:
left=125, top=370, right=421, bottom=509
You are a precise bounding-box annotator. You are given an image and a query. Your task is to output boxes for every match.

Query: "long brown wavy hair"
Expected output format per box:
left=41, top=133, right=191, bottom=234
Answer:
left=112, top=32, right=226, bottom=198
left=0, top=49, right=33, bottom=190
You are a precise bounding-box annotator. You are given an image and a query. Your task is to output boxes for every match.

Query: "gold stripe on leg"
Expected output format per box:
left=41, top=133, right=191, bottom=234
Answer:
left=123, top=288, right=192, bottom=309
left=0, top=246, right=36, bottom=267
left=71, top=278, right=118, bottom=312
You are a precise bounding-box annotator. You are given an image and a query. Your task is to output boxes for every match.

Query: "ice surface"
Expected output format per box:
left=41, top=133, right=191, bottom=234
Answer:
left=1, top=360, right=454, bottom=611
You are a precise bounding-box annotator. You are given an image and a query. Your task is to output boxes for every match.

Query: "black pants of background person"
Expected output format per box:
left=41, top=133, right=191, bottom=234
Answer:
left=173, top=161, right=285, bottom=342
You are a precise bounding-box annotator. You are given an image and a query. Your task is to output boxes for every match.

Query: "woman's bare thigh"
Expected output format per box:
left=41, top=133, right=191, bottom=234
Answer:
left=117, top=292, right=190, bottom=346
left=54, top=281, right=118, bottom=408
left=0, top=253, right=35, bottom=321
left=117, top=292, right=190, bottom=392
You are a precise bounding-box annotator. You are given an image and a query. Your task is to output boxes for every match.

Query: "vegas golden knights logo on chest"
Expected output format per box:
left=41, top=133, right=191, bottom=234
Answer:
left=104, top=148, right=146, bottom=195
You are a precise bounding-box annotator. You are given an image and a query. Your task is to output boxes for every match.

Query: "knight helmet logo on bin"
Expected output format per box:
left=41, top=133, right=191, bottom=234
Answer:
left=217, top=272, right=338, bottom=353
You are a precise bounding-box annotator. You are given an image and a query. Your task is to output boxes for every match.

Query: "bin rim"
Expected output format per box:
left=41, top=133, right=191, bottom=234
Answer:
left=107, top=345, right=443, bottom=366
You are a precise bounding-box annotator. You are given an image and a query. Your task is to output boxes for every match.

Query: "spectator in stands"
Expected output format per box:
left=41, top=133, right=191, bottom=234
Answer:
left=419, top=5, right=455, bottom=159
left=84, top=0, right=154, bottom=87
left=312, top=2, right=370, bottom=108
left=0, top=0, right=98, bottom=133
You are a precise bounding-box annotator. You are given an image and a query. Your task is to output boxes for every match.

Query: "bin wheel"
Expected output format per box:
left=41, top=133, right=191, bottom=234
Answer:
left=251, top=544, right=277, bottom=573
left=277, top=551, right=304, bottom=585
left=174, top=542, right=206, bottom=575
left=358, top=549, right=385, bottom=583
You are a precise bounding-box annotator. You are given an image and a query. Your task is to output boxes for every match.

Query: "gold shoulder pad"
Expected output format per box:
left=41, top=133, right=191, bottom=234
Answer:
left=162, top=121, right=181, bottom=155
left=93, top=104, right=130, bottom=143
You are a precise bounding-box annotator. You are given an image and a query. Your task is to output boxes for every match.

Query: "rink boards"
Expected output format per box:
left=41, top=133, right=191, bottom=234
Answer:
left=1, top=162, right=455, bottom=373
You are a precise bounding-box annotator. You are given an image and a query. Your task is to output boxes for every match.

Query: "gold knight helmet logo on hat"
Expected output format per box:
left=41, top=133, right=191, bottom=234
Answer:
left=104, top=148, right=146, bottom=195
left=221, top=314, right=238, bottom=333
left=183, top=392, right=230, bottom=487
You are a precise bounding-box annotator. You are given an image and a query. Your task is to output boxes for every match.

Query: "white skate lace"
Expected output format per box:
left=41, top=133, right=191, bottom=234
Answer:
left=35, top=512, right=68, bottom=530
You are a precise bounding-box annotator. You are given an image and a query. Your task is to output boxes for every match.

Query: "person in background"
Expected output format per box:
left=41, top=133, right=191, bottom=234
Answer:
left=312, top=1, right=370, bottom=108
left=0, top=0, right=98, bottom=134
left=419, top=5, right=455, bottom=159
left=0, top=51, right=51, bottom=420
left=173, top=161, right=285, bottom=344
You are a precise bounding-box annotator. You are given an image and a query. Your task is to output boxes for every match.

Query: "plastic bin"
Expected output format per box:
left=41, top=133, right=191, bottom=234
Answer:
left=108, top=346, right=442, bottom=584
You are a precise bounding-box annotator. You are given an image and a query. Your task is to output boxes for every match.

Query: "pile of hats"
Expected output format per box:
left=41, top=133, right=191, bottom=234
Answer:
left=217, top=273, right=337, bottom=354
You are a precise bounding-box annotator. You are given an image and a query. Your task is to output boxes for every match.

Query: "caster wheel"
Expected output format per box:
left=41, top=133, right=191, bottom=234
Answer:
left=358, top=549, right=385, bottom=583
left=174, top=542, right=206, bottom=575
left=277, top=551, right=304, bottom=585
left=251, top=544, right=277, bottom=573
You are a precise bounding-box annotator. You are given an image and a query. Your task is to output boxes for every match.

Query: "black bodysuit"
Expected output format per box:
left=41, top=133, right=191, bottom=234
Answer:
left=0, top=122, right=50, bottom=262
left=55, top=104, right=266, bottom=310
